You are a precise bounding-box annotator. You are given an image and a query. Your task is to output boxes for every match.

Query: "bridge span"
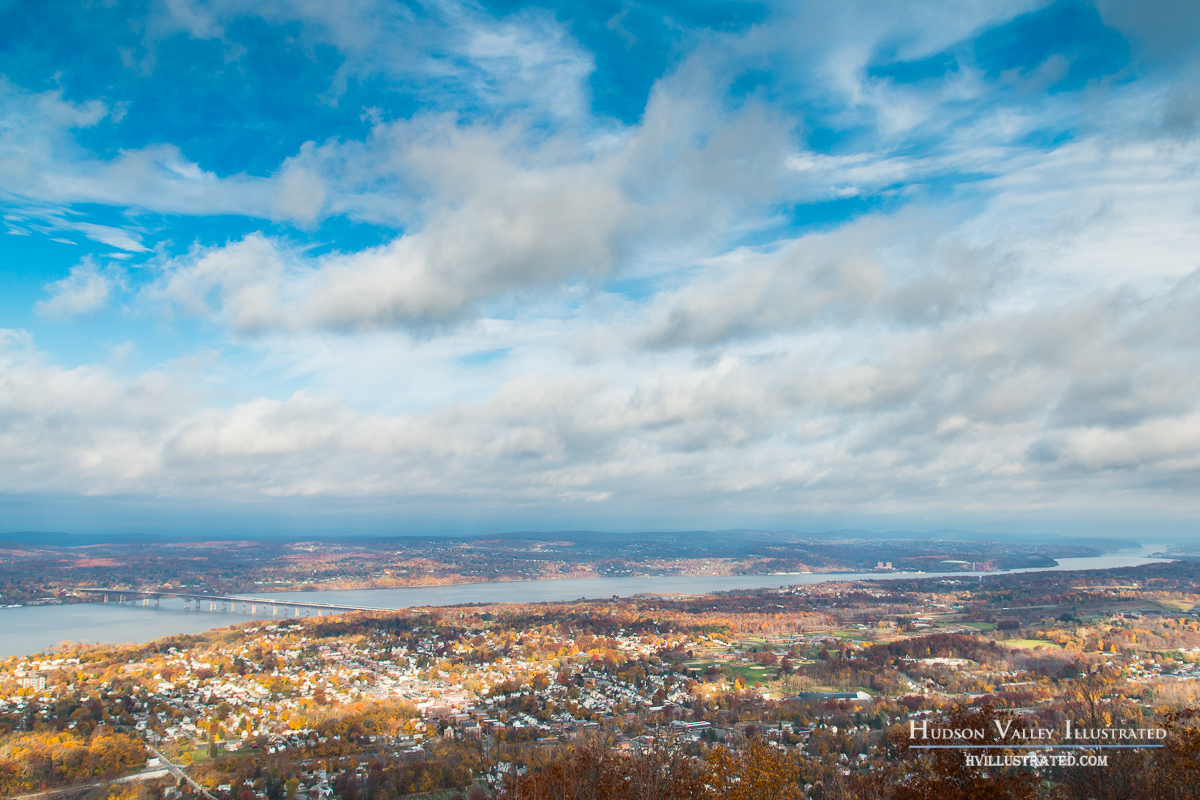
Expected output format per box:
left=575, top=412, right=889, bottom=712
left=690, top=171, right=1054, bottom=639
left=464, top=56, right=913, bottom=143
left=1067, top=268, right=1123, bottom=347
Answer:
left=74, top=589, right=388, bottom=618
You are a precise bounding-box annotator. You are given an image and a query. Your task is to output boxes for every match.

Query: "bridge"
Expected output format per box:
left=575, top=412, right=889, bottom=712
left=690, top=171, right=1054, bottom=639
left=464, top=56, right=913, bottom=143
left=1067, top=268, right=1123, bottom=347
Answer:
left=74, top=588, right=388, bottom=618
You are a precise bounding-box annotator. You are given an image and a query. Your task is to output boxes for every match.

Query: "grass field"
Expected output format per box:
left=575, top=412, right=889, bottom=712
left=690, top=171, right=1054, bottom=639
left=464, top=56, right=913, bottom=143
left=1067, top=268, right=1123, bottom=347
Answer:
left=179, top=748, right=211, bottom=764
left=1001, top=639, right=1063, bottom=649
left=1152, top=599, right=1195, bottom=612
left=728, top=663, right=779, bottom=685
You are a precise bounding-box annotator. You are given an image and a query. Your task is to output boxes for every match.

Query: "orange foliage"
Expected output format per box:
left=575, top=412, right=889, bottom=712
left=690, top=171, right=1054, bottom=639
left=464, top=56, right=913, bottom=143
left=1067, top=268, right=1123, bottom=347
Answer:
left=498, top=739, right=808, bottom=800
left=0, top=730, right=145, bottom=794
left=703, top=739, right=805, bottom=800
left=499, top=742, right=705, bottom=800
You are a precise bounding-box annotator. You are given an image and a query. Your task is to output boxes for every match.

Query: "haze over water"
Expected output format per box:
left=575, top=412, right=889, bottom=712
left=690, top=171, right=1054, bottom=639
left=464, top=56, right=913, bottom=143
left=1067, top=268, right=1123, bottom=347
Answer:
left=0, top=547, right=1169, bottom=658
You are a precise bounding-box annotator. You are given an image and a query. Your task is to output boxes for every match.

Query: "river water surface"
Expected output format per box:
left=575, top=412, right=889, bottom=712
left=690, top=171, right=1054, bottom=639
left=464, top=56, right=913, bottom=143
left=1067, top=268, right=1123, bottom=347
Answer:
left=0, top=546, right=1171, bottom=657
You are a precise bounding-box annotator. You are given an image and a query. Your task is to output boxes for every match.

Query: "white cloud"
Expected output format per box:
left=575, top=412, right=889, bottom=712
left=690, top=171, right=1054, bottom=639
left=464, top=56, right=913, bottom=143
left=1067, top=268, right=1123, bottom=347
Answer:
left=34, top=258, right=123, bottom=320
left=70, top=222, right=149, bottom=252
left=273, top=165, right=328, bottom=226
left=635, top=213, right=1006, bottom=349
left=148, top=143, right=633, bottom=330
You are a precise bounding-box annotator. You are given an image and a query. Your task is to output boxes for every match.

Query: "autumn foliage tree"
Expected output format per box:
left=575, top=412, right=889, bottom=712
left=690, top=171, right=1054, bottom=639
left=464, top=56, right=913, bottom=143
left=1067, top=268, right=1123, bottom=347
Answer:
left=1143, top=707, right=1200, bottom=800
left=703, top=738, right=805, bottom=800
left=497, top=738, right=810, bottom=800
left=881, top=703, right=1043, bottom=800
left=0, top=730, right=145, bottom=794
left=497, top=741, right=703, bottom=800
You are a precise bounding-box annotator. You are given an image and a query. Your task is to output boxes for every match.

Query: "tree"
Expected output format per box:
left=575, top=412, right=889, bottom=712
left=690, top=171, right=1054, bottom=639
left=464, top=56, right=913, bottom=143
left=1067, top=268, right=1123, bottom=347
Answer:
left=884, top=703, right=1042, bottom=800
left=1065, top=669, right=1117, bottom=728
left=704, top=738, right=805, bottom=800
left=498, top=741, right=703, bottom=800
left=338, top=769, right=359, bottom=800
left=1146, top=708, right=1200, bottom=800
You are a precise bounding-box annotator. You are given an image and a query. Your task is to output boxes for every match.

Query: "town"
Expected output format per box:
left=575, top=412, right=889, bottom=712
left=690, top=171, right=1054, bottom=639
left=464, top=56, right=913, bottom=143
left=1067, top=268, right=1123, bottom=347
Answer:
left=2, top=559, right=1200, bottom=799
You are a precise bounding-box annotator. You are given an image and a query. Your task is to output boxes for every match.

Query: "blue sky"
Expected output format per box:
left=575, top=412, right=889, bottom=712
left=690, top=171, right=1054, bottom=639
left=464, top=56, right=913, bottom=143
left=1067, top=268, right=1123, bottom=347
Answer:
left=3, top=0, right=1200, bottom=537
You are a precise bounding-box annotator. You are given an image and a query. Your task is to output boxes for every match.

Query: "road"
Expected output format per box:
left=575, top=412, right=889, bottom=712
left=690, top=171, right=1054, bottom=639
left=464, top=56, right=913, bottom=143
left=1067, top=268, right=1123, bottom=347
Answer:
left=144, top=745, right=219, bottom=800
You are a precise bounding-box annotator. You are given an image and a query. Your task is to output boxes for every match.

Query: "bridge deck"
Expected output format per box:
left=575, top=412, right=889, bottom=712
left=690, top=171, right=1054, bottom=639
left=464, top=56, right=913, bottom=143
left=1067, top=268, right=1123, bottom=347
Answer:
left=74, top=588, right=388, bottom=613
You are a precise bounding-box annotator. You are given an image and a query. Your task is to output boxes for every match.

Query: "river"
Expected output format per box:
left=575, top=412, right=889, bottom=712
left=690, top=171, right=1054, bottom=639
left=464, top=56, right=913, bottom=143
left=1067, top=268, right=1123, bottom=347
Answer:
left=0, top=546, right=1172, bottom=658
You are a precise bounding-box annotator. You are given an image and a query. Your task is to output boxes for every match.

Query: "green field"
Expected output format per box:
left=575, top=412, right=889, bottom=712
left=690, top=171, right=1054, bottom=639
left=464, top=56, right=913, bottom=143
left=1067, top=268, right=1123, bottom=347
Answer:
left=1001, top=639, right=1063, bottom=649
left=179, top=748, right=211, bottom=764
left=732, top=663, right=777, bottom=684
left=1152, top=599, right=1194, bottom=612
